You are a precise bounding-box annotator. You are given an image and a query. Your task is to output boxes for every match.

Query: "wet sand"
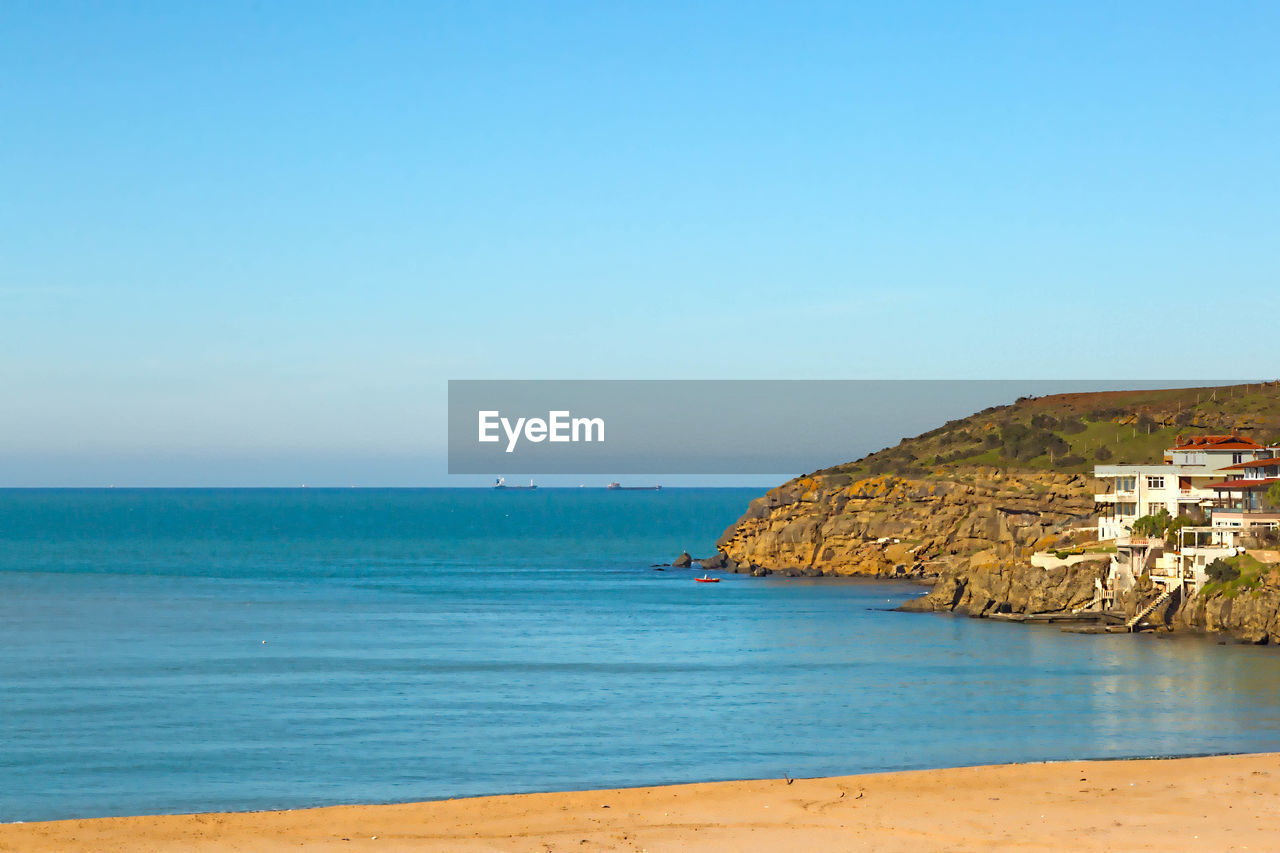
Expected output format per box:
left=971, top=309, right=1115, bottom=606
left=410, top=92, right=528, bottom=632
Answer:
left=3, top=753, right=1278, bottom=852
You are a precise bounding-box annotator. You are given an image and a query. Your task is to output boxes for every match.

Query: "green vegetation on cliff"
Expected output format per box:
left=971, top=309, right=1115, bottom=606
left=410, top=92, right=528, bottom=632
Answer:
left=821, top=382, right=1280, bottom=481
left=1202, top=553, right=1270, bottom=599
left=1179, top=551, right=1280, bottom=644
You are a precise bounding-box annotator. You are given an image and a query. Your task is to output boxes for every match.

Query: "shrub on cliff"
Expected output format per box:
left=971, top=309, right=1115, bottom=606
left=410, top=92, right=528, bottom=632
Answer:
left=1206, top=558, right=1240, bottom=584
left=1094, top=446, right=1113, bottom=461
left=1043, top=436, right=1072, bottom=460
left=1058, top=417, right=1087, bottom=434
left=1203, top=554, right=1268, bottom=598
left=998, top=424, right=1068, bottom=462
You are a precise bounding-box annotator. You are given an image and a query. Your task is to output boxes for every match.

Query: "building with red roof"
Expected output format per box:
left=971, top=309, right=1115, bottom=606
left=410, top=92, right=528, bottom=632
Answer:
left=1205, top=455, right=1280, bottom=514
left=1095, top=433, right=1277, bottom=539
left=1171, top=434, right=1264, bottom=452
left=1094, top=433, right=1279, bottom=603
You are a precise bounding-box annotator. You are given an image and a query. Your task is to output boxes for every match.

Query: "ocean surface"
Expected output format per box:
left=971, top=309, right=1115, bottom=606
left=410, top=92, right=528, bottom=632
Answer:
left=5, top=488, right=1280, bottom=822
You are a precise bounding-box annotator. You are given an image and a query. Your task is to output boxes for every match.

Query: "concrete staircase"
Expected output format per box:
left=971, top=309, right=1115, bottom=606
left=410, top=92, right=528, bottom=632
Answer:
left=1126, top=587, right=1179, bottom=632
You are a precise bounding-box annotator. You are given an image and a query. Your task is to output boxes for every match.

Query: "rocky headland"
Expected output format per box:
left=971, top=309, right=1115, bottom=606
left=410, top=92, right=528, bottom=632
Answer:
left=691, top=383, right=1280, bottom=644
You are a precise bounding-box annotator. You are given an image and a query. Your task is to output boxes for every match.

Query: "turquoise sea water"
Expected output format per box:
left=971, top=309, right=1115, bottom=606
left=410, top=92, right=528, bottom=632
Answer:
left=5, top=487, right=1280, bottom=822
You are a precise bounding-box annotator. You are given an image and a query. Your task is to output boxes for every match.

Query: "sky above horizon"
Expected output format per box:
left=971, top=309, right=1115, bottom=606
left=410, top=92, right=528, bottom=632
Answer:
left=2, top=1, right=1277, bottom=485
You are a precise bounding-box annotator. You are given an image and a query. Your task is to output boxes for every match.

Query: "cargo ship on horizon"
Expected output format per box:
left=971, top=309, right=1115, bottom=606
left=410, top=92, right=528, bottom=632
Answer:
left=493, top=477, right=537, bottom=490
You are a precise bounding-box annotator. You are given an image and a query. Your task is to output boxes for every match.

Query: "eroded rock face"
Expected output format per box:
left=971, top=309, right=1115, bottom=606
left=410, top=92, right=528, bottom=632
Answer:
left=716, top=469, right=1096, bottom=578
left=901, top=557, right=1108, bottom=616
left=698, top=552, right=734, bottom=570
left=1177, top=570, right=1280, bottom=644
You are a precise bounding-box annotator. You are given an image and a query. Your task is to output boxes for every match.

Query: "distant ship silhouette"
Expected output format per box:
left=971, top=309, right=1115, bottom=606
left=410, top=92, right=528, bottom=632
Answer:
left=493, top=477, right=537, bottom=490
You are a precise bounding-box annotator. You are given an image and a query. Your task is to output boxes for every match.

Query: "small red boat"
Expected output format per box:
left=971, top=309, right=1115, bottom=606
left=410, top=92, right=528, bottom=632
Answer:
left=694, top=575, right=720, bottom=583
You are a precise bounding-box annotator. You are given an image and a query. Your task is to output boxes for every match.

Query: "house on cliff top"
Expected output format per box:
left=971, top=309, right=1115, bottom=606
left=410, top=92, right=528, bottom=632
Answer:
left=1094, top=434, right=1276, bottom=540
left=1205, top=455, right=1280, bottom=524
left=1093, top=434, right=1279, bottom=607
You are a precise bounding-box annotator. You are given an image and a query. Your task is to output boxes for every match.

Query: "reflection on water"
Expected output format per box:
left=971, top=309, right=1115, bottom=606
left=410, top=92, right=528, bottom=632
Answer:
left=3, top=488, right=1280, bottom=822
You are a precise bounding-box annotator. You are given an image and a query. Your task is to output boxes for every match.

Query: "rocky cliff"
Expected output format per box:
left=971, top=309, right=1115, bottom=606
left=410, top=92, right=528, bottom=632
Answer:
left=1176, top=588, right=1280, bottom=644
left=1174, top=555, right=1280, bottom=644
left=714, top=468, right=1095, bottom=578
left=900, top=543, right=1280, bottom=642
left=899, top=556, right=1109, bottom=616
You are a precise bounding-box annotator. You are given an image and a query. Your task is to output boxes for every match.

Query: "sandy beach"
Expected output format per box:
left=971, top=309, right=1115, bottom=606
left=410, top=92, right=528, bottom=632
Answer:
left=4, top=753, right=1278, bottom=852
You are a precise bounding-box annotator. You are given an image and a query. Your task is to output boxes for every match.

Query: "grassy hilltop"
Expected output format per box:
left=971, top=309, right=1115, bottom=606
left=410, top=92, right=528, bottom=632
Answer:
left=820, top=382, right=1280, bottom=482
left=712, top=382, right=1280, bottom=580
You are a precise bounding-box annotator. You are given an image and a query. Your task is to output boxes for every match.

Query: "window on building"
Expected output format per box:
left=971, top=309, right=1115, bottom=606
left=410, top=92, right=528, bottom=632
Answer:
left=1117, top=476, right=1136, bottom=492
left=1146, top=476, right=1165, bottom=489
left=1117, top=502, right=1137, bottom=517
left=1233, top=453, right=1244, bottom=464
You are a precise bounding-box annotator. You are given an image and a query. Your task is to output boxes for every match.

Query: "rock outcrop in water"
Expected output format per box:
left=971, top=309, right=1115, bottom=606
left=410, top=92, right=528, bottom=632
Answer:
left=900, top=556, right=1109, bottom=616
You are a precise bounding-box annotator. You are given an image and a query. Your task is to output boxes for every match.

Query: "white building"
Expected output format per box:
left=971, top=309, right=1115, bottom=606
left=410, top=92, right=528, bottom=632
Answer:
left=1099, top=526, right=1243, bottom=607
left=1094, top=434, right=1273, bottom=540
left=1090, top=434, right=1279, bottom=610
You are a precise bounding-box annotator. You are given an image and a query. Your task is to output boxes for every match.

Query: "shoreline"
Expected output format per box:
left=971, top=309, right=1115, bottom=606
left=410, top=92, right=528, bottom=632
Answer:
left=5, top=753, right=1279, bottom=852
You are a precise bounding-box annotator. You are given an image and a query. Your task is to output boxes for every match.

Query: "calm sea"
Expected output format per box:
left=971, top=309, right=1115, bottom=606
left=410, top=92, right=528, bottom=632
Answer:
left=4, top=487, right=1280, bottom=822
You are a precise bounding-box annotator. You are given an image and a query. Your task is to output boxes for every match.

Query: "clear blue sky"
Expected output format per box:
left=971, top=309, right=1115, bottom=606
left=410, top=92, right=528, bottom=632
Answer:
left=2, top=1, right=1276, bottom=485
